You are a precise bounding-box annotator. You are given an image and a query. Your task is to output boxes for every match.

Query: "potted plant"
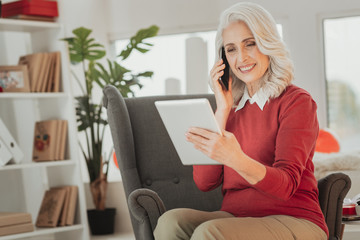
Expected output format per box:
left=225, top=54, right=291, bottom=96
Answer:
left=62, top=25, right=158, bottom=234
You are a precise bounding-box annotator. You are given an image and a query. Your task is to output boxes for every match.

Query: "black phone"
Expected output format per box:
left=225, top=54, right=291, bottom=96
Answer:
left=220, top=47, right=230, bottom=90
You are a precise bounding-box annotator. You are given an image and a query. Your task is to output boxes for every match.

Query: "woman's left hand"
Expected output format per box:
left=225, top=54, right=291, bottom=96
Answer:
left=185, top=127, right=242, bottom=166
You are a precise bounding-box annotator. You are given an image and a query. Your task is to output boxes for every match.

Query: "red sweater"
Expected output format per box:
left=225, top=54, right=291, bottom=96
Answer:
left=193, top=85, right=328, bottom=237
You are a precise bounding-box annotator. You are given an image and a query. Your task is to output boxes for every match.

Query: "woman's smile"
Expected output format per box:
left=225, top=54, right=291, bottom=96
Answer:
left=239, top=63, right=256, bottom=73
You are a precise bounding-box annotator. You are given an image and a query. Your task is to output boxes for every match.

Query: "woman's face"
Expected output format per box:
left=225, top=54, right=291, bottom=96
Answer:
left=222, top=21, right=269, bottom=86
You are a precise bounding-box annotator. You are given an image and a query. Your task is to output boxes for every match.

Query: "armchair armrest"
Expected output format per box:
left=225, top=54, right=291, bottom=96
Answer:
left=128, top=188, right=166, bottom=234
left=318, top=172, right=351, bottom=240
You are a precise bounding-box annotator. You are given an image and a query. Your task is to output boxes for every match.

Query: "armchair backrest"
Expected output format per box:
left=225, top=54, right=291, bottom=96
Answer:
left=103, top=85, right=222, bottom=212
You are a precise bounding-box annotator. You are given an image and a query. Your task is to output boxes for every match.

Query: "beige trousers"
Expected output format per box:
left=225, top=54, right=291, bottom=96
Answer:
left=153, top=208, right=327, bottom=240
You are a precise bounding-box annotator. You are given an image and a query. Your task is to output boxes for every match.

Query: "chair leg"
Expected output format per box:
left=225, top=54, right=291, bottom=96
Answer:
left=340, top=223, right=345, bottom=240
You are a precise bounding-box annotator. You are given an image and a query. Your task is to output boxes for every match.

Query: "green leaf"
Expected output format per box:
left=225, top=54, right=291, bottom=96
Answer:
left=137, top=71, right=154, bottom=78
left=117, top=25, right=159, bottom=60
left=73, top=27, right=92, bottom=40
left=61, top=27, right=106, bottom=64
left=135, top=47, right=149, bottom=54
left=134, top=25, right=159, bottom=41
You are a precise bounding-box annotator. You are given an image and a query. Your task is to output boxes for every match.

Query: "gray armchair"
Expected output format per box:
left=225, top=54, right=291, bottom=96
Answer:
left=103, top=85, right=351, bottom=240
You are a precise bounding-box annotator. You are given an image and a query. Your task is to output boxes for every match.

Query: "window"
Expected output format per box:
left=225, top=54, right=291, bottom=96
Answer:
left=323, top=16, right=360, bottom=151
left=114, top=30, right=216, bottom=96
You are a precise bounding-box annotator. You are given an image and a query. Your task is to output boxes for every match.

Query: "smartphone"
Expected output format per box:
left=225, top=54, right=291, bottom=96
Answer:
left=220, top=47, right=230, bottom=90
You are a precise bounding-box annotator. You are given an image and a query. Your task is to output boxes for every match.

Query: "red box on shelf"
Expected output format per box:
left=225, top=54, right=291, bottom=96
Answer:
left=343, top=204, right=357, bottom=216
left=1, top=0, right=58, bottom=18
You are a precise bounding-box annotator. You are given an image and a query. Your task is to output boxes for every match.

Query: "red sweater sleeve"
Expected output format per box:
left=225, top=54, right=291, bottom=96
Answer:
left=193, top=165, right=223, bottom=192
left=253, top=91, right=319, bottom=200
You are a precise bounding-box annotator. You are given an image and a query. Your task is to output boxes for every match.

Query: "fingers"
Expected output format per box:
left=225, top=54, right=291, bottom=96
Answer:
left=186, top=127, right=222, bottom=152
left=210, top=59, right=226, bottom=83
left=187, top=127, right=219, bottom=139
left=186, top=132, right=206, bottom=146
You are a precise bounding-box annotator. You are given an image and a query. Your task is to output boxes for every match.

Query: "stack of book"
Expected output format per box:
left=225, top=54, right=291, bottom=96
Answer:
left=18, top=52, right=61, bottom=93
left=36, top=186, right=78, bottom=227
left=1, top=0, right=59, bottom=22
left=0, top=212, right=34, bottom=237
left=32, top=119, right=68, bottom=162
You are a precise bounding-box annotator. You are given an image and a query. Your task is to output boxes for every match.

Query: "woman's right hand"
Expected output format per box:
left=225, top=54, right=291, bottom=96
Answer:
left=210, top=59, right=233, bottom=114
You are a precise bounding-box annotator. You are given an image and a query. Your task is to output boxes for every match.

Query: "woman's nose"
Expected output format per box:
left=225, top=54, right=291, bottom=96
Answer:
left=237, top=48, right=249, bottom=63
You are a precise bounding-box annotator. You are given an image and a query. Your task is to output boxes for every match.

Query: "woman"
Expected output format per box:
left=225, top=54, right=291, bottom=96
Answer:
left=154, top=2, right=328, bottom=240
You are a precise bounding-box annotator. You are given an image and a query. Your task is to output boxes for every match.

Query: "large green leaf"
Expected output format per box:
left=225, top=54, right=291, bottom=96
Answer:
left=61, top=27, right=106, bottom=64
left=118, top=25, right=159, bottom=60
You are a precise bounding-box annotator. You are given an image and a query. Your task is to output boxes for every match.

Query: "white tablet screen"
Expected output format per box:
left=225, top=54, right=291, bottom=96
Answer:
left=155, top=98, right=222, bottom=165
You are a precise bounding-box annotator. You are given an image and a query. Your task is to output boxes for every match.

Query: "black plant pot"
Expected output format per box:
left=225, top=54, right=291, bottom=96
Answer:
left=87, top=208, right=116, bottom=235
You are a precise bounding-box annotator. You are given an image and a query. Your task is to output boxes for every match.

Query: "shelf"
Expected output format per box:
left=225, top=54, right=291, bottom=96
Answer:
left=0, top=160, right=76, bottom=171
left=0, top=18, right=61, bottom=32
left=0, top=12, right=90, bottom=240
left=0, top=92, right=68, bottom=99
left=0, top=224, right=83, bottom=240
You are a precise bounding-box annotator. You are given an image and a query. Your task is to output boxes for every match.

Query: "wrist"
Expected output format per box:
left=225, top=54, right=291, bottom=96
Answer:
left=216, top=107, right=231, bottom=115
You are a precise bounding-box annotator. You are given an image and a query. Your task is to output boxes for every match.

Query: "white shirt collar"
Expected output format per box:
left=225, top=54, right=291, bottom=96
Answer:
left=235, top=86, right=269, bottom=112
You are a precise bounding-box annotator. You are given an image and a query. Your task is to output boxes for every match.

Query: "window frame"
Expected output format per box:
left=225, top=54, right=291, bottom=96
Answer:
left=318, top=9, right=360, bottom=127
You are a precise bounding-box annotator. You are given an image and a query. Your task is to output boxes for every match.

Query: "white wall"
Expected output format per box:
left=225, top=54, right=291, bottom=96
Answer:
left=106, top=0, right=223, bottom=39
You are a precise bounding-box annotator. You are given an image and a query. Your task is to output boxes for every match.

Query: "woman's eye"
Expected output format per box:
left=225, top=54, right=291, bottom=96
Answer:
left=226, top=48, right=235, bottom=53
left=246, top=42, right=256, bottom=47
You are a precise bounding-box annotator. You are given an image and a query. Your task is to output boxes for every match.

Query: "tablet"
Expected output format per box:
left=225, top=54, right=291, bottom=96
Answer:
left=155, top=98, right=222, bottom=165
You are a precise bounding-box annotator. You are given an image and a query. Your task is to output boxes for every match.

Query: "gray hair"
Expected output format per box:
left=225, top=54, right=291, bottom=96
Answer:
left=212, top=2, right=294, bottom=105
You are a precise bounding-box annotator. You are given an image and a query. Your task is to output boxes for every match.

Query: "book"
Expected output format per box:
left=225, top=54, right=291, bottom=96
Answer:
left=46, top=53, right=56, bottom=92
left=32, top=119, right=68, bottom=162
left=55, top=186, right=70, bottom=227
left=0, top=212, right=32, bottom=227
left=58, top=120, right=68, bottom=160
left=66, top=186, right=78, bottom=226
left=38, top=53, right=52, bottom=92
left=33, top=120, right=58, bottom=162
left=54, top=120, right=63, bottom=161
left=51, top=52, right=61, bottom=92
left=36, top=188, right=67, bottom=227
left=18, top=53, right=44, bottom=92
left=7, top=14, right=56, bottom=22
left=0, top=222, right=34, bottom=237
left=1, top=0, right=59, bottom=18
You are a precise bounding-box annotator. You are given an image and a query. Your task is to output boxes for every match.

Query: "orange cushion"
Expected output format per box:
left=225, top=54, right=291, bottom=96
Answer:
left=315, top=129, right=340, bottom=153
left=113, top=150, right=119, bottom=169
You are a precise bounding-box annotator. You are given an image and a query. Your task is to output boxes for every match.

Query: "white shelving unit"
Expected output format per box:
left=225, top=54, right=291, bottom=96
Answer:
left=0, top=19, right=90, bottom=240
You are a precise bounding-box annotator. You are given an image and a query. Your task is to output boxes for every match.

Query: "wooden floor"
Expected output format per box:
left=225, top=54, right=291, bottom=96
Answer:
left=91, top=232, right=135, bottom=240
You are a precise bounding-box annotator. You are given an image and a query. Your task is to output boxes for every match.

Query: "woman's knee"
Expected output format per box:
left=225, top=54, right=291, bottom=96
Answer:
left=191, top=220, right=225, bottom=240
left=154, top=208, right=193, bottom=239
